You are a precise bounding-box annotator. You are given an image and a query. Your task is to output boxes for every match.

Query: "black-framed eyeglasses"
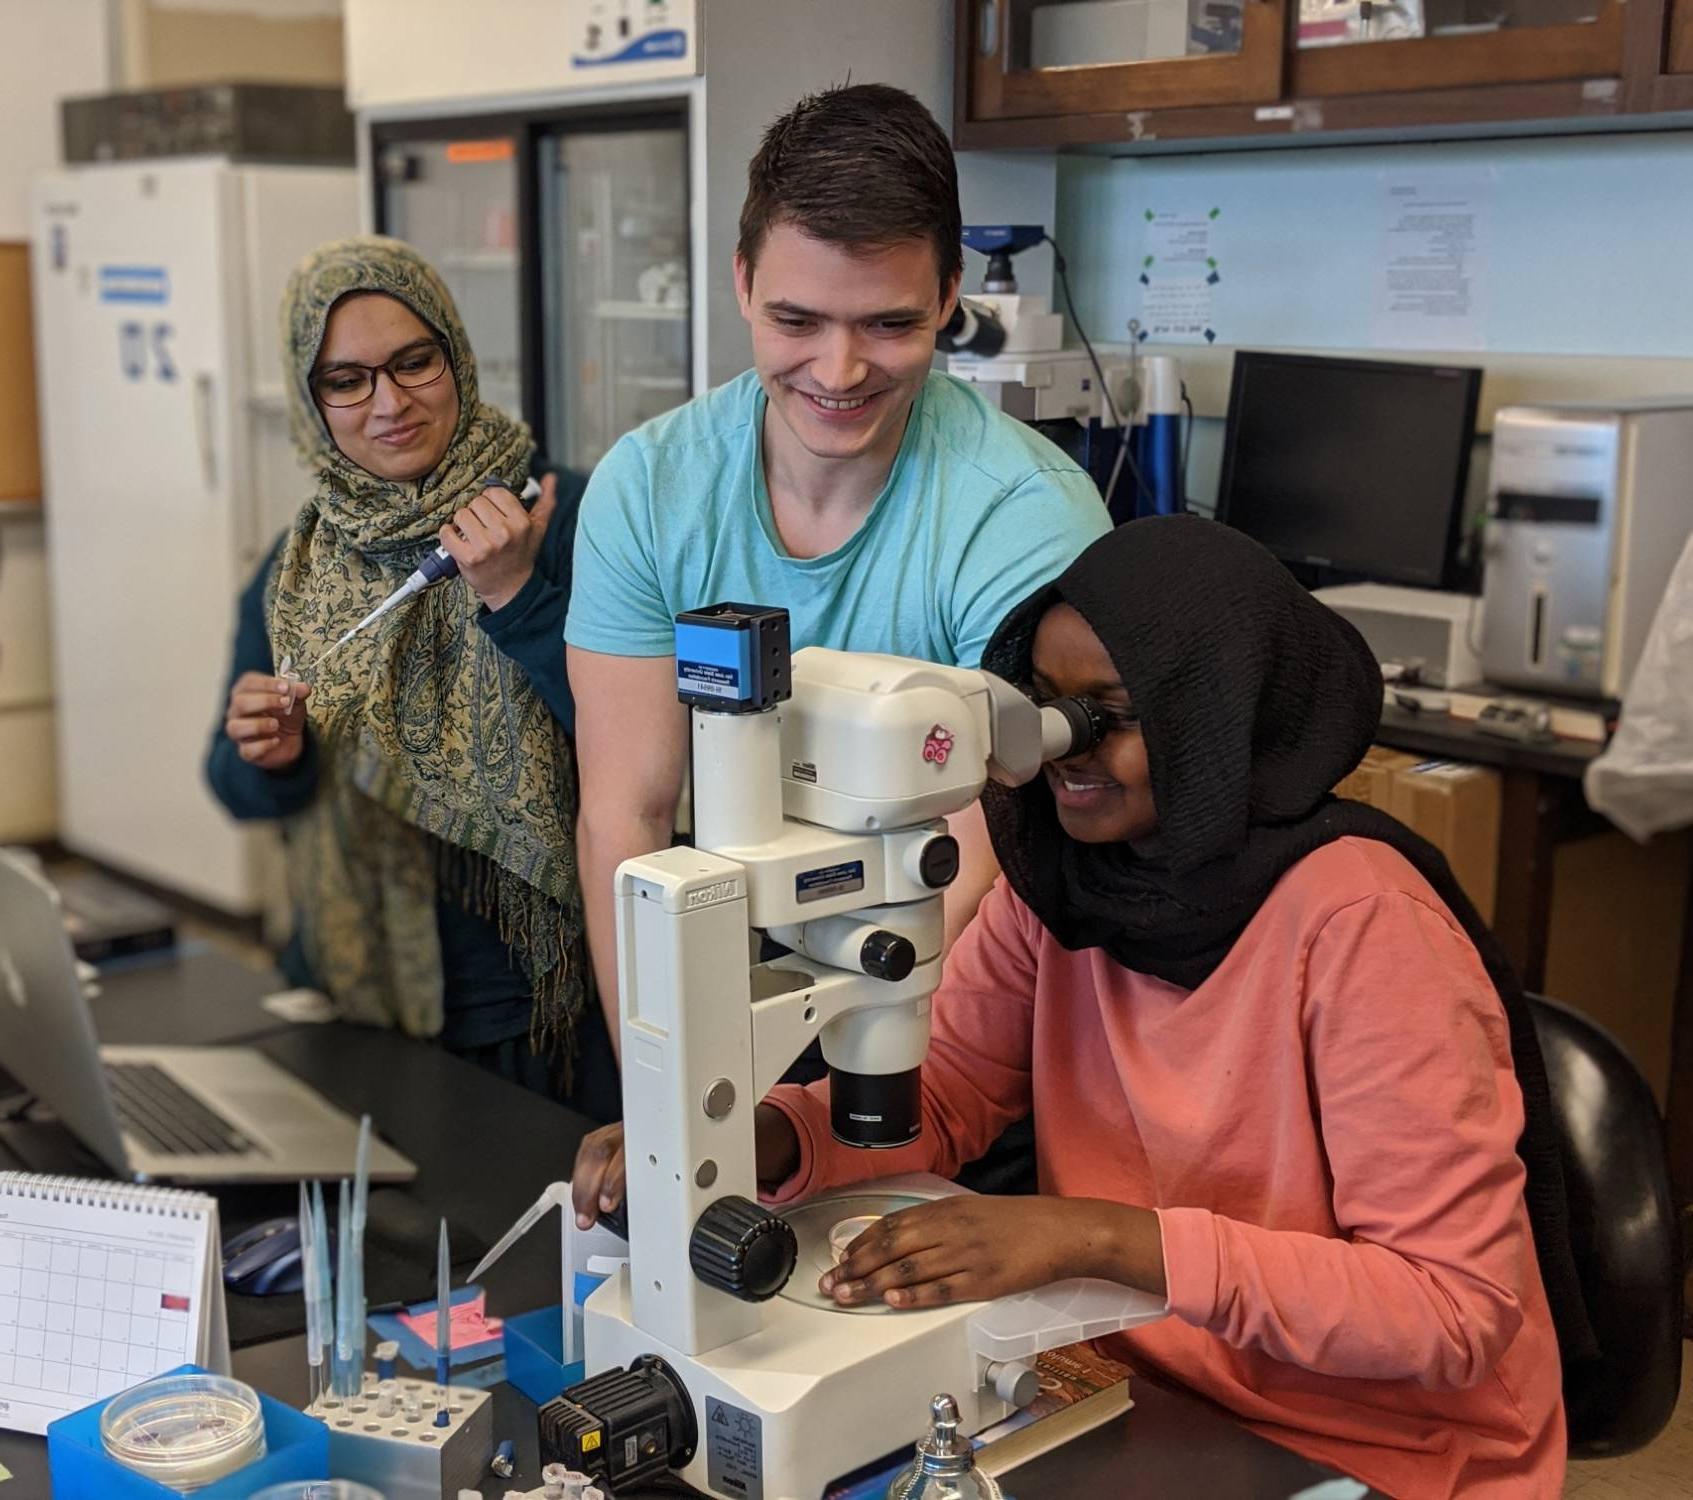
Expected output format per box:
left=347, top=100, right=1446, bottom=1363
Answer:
left=311, top=340, right=449, bottom=408
left=1022, top=685, right=1141, bottom=737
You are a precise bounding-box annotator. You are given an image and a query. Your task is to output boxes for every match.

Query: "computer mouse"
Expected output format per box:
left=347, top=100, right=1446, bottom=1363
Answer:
left=222, top=1216, right=308, bottom=1297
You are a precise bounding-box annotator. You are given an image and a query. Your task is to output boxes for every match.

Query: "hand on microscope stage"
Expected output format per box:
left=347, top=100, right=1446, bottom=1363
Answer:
left=819, top=1194, right=1168, bottom=1310
left=223, top=670, right=312, bottom=771
left=569, top=1106, right=801, bottom=1228
left=438, top=472, right=558, bottom=613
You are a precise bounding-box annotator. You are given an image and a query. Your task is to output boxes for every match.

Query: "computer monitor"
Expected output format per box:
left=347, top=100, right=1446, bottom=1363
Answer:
left=1216, top=351, right=1482, bottom=590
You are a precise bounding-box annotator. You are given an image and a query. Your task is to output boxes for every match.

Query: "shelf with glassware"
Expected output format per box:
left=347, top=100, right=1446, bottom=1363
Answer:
left=953, top=0, right=1691, bottom=152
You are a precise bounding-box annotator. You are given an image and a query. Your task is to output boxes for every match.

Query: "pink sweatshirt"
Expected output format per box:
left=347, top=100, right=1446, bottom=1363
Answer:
left=767, top=837, right=1565, bottom=1498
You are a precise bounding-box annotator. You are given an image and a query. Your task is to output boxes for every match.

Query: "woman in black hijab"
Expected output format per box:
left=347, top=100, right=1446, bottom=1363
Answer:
left=758, top=517, right=1586, bottom=1497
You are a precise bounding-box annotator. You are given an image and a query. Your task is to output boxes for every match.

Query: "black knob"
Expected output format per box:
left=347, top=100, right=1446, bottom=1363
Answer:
left=917, top=833, right=960, bottom=889
left=859, top=929, right=917, bottom=982
left=689, top=1196, right=797, bottom=1302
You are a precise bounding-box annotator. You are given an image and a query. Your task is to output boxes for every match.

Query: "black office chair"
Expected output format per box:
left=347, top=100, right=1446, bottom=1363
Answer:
left=1527, top=993, right=1684, bottom=1457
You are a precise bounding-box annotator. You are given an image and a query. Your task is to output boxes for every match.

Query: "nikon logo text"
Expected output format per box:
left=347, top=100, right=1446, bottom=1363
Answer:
left=687, top=880, right=740, bottom=909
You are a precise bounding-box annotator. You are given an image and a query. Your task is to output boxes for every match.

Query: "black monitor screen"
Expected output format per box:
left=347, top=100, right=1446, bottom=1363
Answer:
left=1216, top=352, right=1482, bottom=589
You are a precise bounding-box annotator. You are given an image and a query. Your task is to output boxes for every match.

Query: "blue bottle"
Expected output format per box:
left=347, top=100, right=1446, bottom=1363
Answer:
left=1137, top=355, right=1183, bottom=518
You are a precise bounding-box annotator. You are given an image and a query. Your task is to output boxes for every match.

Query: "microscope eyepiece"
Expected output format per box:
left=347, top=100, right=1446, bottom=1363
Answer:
left=936, top=297, right=1007, bottom=358
left=1038, top=695, right=1107, bottom=762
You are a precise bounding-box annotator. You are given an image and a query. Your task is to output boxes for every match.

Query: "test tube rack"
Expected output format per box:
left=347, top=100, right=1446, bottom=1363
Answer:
left=308, top=1371, right=493, bottom=1500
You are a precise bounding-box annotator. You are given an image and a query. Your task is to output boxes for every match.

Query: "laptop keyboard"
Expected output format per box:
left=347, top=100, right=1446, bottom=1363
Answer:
left=105, top=1061, right=258, bottom=1157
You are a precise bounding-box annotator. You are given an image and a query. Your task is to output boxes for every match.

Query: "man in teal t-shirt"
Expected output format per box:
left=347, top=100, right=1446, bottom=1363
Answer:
left=565, top=84, right=1110, bottom=1054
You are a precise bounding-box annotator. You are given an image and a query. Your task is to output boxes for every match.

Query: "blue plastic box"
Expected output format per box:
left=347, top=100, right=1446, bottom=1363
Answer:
left=502, top=1304, right=583, bottom=1407
left=46, top=1363, right=329, bottom=1500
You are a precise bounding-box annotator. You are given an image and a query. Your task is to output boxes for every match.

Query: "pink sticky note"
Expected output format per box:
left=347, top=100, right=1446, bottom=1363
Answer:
left=398, top=1291, right=503, bottom=1351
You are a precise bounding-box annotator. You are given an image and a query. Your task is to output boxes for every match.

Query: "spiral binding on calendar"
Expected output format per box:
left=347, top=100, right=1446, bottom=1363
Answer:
left=0, top=1171, right=212, bottom=1217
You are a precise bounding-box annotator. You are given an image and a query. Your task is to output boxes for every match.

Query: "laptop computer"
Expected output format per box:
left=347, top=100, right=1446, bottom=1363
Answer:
left=0, top=849, right=415, bottom=1185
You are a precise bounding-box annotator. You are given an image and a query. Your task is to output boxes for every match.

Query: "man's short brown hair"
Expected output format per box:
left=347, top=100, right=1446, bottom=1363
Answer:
left=738, top=83, right=963, bottom=296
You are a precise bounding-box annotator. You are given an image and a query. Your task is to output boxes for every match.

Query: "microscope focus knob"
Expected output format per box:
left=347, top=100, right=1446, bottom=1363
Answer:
left=860, top=929, right=917, bottom=982
left=690, top=1196, right=798, bottom=1302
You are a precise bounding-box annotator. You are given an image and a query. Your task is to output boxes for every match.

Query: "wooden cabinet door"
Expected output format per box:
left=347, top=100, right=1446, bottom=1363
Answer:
left=1670, top=0, right=1693, bottom=72
left=1292, top=0, right=1626, bottom=97
left=962, top=0, right=1290, bottom=121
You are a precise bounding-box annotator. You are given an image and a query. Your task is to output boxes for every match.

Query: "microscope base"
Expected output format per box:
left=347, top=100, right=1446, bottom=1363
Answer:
left=583, top=1268, right=1011, bottom=1500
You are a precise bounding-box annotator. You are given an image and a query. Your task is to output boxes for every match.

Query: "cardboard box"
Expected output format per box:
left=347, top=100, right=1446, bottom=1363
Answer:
left=1335, top=749, right=1501, bottom=924
left=0, top=244, right=42, bottom=502
left=1334, top=746, right=1421, bottom=809
left=1387, top=760, right=1501, bottom=926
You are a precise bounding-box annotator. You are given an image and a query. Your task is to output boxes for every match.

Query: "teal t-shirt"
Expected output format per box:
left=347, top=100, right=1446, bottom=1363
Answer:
left=565, top=369, right=1110, bottom=667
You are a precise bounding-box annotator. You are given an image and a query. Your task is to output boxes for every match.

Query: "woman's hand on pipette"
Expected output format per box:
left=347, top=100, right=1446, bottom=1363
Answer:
left=568, top=1105, right=801, bottom=1228
left=440, top=472, right=558, bottom=613
left=819, top=1195, right=1167, bottom=1310
left=223, top=670, right=312, bottom=771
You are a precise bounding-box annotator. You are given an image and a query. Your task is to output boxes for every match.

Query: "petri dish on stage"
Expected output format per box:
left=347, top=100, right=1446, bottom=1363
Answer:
left=828, top=1213, right=883, bottom=1264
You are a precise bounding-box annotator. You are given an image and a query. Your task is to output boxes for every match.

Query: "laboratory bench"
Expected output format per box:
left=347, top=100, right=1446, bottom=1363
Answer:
left=0, top=947, right=1376, bottom=1498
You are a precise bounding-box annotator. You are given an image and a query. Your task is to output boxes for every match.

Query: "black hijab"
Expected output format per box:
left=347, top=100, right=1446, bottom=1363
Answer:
left=983, top=515, right=1596, bottom=1367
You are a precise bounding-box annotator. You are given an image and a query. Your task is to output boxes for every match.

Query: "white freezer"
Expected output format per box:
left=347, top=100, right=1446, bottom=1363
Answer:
left=31, top=159, right=357, bottom=912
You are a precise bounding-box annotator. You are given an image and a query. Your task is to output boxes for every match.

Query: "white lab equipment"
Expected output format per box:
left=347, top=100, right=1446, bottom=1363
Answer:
left=30, top=159, right=357, bottom=913
left=1481, top=401, right=1693, bottom=702
left=544, top=605, right=1165, bottom=1500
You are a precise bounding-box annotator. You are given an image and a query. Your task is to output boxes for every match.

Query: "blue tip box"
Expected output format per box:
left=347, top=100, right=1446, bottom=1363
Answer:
left=502, top=1304, right=582, bottom=1406
left=46, top=1363, right=329, bottom=1499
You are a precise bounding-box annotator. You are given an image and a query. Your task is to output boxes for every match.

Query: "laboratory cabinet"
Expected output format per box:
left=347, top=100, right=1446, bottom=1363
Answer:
left=955, top=0, right=1691, bottom=151
left=1670, top=2, right=1693, bottom=75
left=963, top=0, right=1291, bottom=120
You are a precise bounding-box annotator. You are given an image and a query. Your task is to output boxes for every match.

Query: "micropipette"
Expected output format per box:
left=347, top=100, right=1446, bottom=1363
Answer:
left=465, top=1181, right=572, bottom=1286
left=314, top=475, right=543, bottom=668
left=435, top=1217, right=452, bottom=1427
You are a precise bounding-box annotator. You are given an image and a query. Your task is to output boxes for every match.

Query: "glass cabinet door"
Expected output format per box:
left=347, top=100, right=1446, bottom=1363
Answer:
left=377, top=136, right=523, bottom=423
left=1292, top=0, right=1625, bottom=95
left=538, top=121, right=691, bottom=473
left=968, top=0, right=1290, bottom=119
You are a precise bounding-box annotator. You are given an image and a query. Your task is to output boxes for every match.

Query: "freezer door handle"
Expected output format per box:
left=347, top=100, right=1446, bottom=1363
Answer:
left=193, top=372, right=218, bottom=490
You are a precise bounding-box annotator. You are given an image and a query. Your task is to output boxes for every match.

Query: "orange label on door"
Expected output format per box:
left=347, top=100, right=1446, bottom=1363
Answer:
left=446, top=139, right=515, bottom=164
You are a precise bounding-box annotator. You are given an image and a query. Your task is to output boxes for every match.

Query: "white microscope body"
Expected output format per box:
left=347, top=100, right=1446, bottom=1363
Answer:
left=576, top=605, right=1100, bottom=1500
